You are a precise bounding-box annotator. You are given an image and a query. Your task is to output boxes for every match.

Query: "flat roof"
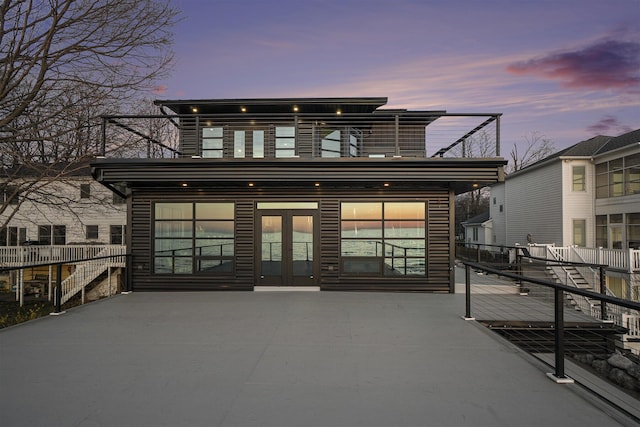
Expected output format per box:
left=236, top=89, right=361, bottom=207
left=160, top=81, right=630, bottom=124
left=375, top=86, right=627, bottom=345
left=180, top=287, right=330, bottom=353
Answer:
left=0, top=289, right=634, bottom=426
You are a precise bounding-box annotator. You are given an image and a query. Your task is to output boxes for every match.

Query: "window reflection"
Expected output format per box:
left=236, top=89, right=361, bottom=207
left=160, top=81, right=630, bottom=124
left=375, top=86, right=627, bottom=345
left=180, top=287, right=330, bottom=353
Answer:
left=340, top=201, right=426, bottom=276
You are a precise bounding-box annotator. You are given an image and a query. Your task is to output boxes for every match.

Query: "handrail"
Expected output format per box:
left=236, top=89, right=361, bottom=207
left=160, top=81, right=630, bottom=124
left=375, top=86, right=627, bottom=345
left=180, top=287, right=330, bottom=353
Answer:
left=462, top=260, right=640, bottom=381
left=2, top=250, right=131, bottom=313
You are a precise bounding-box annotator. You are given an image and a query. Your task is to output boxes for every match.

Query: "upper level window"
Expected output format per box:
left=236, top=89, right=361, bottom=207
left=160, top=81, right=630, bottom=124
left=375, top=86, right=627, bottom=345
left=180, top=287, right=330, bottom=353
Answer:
left=321, top=129, right=341, bottom=157
left=572, top=166, right=586, bottom=191
left=596, top=154, right=640, bottom=198
left=80, top=183, right=91, bottom=199
left=234, top=130, right=245, bottom=158
left=253, top=130, right=264, bottom=158
left=202, top=127, right=223, bottom=158
left=275, top=126, right=296, bottom=158
left=4, top=185, right=19, bottom=205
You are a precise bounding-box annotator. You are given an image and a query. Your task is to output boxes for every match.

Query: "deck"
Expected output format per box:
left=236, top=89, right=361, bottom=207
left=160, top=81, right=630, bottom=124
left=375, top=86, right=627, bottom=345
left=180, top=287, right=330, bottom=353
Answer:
left=0, top=289, right=635, bottom=426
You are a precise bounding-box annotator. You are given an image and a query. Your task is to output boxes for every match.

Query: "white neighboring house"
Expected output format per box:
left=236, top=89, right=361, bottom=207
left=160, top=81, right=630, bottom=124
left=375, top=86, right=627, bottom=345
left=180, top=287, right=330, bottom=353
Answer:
left=1, top=170, right=127, bottom=247
left=491, top=129, right=640, bottom=248
left=462, top=211, right=492, bottom=246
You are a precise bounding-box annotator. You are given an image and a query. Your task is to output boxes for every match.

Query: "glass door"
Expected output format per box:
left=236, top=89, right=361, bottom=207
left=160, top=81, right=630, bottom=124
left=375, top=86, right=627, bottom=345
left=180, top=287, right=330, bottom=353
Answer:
left=258, top=210, right=317, bottom=285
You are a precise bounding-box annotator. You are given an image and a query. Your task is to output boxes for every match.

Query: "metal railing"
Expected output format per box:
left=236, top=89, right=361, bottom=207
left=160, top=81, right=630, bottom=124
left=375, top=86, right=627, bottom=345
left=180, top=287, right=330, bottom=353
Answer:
left=100, top=112, right=501, bottom=160
left=462, top=260, right=640, bottom=392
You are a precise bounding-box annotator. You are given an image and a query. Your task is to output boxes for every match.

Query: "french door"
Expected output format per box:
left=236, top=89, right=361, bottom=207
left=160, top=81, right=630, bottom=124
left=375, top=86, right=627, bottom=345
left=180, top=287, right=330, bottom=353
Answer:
left=257, top=210, right=317, bottom=286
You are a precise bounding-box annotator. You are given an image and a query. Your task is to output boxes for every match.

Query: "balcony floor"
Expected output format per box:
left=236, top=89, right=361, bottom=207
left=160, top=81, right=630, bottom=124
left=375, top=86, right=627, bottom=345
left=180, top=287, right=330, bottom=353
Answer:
left=0, top=289, right=635, bottom=426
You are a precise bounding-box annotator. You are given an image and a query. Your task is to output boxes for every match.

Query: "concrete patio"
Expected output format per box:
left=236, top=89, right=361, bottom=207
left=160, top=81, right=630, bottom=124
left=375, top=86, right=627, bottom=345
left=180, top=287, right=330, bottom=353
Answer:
left=0, top=290, right=636, bottom=426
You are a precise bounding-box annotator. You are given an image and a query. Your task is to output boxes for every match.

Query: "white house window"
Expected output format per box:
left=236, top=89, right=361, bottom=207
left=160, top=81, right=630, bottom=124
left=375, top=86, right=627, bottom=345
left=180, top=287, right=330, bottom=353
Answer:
left=573, top=219, right=586, bottom=247
left=53, top=225, right=66, bottom=245
left=80, top=183, right=91, bottom=199
left=110, top=225, right=126, bottom=245
left=86, top=225, right=99, bottom=240
left=572, top=166, right=585, bottom=191
left=473, top=227, right=479, bottom=241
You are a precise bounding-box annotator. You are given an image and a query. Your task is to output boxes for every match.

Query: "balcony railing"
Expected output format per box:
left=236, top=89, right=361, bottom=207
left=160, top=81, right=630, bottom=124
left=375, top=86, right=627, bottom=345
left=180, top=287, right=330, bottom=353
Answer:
left=100, top=112, right=501, bottom=160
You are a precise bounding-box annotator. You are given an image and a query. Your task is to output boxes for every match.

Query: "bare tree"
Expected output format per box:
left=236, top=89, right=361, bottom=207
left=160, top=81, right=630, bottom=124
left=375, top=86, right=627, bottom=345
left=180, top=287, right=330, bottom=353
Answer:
left=508, top=131, right=555, bottom=173
left=0, top=0, right=178, bottom=229
left=453, top=130, right=493, bottom=235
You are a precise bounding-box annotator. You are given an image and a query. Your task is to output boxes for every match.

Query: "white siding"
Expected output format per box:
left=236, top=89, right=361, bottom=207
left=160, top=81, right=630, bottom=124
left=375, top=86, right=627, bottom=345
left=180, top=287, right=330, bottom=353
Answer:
left=562, top=159, right=595, bottom=246
left=505, top=161, right=563, bottom=246
left=1, top=178, right=126, bottom=245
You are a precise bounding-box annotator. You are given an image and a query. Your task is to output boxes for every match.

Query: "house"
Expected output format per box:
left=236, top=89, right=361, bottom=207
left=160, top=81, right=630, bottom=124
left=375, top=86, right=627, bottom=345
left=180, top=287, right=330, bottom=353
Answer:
left=0, top=167, right=127, bottom=247
left=462, top=211, right=492, bottom=245
left=491, top=128, right=640, bottom=249
left=92, top=97, right=506, bottom=292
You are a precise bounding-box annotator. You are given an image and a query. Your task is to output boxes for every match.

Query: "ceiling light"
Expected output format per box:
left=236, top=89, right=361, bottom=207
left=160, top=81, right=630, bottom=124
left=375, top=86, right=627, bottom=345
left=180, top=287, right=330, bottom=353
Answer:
left=383, top=183, right=390, bottom=187
left=248, top=182, right=254, bottom=187
left=191, top=107, right=198, bottom=113
left=241, top=107, right=247, bottom=112
left=181, top=183, right=188, bottom=187
left=293, top=106, right=299, bottom=112
left=314, top=183, right=320, bottom=187
left=336, top=110, right=342, bottom=116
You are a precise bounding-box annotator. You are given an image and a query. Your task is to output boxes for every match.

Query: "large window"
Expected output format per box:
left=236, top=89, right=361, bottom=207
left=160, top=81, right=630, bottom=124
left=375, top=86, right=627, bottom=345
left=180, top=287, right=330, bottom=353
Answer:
left=340, top=202, right=426, bottom=276
left=596, top=154, right=640, bottom=198
left=154, top=202, right=235, bottom=275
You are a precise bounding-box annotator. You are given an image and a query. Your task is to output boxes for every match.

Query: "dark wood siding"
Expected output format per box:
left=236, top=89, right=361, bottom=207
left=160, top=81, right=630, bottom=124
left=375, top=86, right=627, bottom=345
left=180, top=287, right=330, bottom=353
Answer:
left=127, top=186, right=453, bottom=292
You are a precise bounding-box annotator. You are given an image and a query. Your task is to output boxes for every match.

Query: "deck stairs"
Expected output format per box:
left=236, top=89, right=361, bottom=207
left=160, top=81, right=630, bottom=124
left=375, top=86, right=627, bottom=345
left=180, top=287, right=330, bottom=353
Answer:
left=59, top=247, right=126, bottom=304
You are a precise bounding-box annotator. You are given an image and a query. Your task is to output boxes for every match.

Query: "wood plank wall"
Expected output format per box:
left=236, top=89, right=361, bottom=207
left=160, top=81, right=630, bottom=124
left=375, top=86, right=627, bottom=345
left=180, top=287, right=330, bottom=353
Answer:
left=129, top=187, right=453, bottom=292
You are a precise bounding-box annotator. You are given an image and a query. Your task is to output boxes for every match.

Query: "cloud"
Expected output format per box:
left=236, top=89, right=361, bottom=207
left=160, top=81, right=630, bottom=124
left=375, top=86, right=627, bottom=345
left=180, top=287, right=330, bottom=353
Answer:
left=586, top=115, right=633, bottom=134
left=506, top=38, right=640, bottom=92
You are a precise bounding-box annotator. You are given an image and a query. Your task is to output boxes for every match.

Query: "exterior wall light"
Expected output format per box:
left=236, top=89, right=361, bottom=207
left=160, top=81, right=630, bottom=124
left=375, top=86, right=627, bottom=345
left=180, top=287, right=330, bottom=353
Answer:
left=383, top=183, right=390, bottom=187
left=241, top=107, right=247, bottom=112
left=314, top=183, right=320, bottom=187
left=191, top=107, right=198, bottom=113
left=336, top=110, right=342, bottom=116
left=248, top=183, right=254, bottom=187
left=293, top=106, right=299, bottom=112
left=181, top=183, right=188, bottom=187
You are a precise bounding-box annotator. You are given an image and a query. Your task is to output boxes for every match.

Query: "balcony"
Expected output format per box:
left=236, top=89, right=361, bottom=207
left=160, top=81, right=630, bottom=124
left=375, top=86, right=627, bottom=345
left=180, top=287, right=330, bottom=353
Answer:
left=99, top=103, right=502, bottom=161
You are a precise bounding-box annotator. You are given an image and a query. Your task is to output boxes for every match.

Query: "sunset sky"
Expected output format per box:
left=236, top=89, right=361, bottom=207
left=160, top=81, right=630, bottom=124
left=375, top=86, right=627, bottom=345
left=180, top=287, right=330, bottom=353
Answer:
left=156, top=0, right=640, bottom=156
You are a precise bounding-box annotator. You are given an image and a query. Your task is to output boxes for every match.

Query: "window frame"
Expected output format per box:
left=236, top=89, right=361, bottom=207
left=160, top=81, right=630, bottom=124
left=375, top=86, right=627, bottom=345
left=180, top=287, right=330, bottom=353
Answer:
left=340, top=201, right=427, bottom=277
left=153, top=202, right=235, bottom=275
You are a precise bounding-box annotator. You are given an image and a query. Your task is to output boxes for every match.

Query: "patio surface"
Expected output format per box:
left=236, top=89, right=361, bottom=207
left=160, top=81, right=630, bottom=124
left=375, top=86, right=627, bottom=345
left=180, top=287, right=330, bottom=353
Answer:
left=1, top=288, right=636, bottom=427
